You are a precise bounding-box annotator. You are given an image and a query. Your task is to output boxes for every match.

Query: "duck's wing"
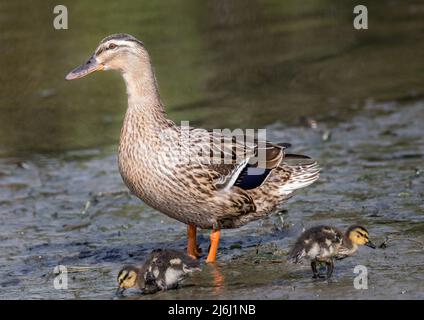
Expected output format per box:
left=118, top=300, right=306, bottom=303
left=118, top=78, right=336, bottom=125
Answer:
left=213, top=143, right=285, bottom=191
left=187, top=129, right=288, bottom=191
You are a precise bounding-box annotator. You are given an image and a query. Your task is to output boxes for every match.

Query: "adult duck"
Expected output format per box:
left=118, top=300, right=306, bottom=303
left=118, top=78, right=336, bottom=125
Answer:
left=66, top=34, right=320, bottom=263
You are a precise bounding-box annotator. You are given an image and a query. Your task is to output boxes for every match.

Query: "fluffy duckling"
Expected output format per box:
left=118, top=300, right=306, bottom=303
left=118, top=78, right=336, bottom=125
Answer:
left=288, top=225, right=376, bottom=279
left=116, top=249, right=201, bottom=295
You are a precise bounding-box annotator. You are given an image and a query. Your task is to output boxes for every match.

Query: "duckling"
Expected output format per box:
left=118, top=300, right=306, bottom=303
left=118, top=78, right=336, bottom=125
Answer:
left=116, top=249, right=201, bottom=295
left=288, top=225, right=376, bottom=279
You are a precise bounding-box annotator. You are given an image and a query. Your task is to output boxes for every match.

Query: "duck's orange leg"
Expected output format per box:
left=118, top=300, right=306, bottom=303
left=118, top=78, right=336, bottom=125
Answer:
left=187, top=224, right=201, bottom=259
left=206, top=229, right=221, bottom=263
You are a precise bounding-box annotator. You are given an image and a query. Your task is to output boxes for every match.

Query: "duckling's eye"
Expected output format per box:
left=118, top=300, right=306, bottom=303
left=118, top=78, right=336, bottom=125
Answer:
left=108, top=43, right=117, bottom=50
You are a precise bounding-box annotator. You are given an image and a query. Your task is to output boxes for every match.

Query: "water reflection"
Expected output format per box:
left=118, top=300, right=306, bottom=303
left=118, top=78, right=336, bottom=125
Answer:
left=209, top=263, right=225, bottom=295
left=1, top=0, right=424, bottom=155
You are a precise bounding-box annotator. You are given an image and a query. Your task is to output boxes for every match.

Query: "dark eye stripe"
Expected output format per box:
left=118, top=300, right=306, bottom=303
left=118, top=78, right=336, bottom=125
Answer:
left=96, top=44, right=132, bottom=56
left=357, top=231, right=369, bottom=239
left=118, top=271, right=129, bottom=283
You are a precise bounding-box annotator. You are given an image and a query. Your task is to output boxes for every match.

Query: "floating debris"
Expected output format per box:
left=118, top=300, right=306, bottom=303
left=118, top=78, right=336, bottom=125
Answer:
left=300, top=116, right=318, bottom=129
left=39, top=88, right=56, bottom=98
left=379, top=237, right=389, bottom=249
left=397, top=192, right=411, bottom=197
left=322, top=129, right=331, bottom=142
left=81, top=200, right=91, bottom=215
left=62, top=222, right=91, bottom=232
left=230, top=243, right=242, bottom=250
left=255, top=240, right=262, bottom=255
left=80, top=190, right=130, bottom=214
left=16, top=161, right=31, bottom=170
left=379, top=236, right=424, bottom=249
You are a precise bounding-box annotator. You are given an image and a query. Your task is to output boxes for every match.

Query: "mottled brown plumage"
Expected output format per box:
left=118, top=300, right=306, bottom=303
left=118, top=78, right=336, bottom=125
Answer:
left=66, top=34, right=320, bottom=261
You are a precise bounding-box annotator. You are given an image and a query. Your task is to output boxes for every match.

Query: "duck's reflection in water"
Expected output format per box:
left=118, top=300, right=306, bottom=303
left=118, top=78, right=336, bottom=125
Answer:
left=207, top=263, right=225, bottom=295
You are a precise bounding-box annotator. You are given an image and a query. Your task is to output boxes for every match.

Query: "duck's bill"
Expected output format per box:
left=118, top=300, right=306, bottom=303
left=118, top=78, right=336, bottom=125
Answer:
left=115, top=287, right=125, bottom=297
left=365, top=241, right=376, bottom=249
left=65, top=55, right=104, bottom=80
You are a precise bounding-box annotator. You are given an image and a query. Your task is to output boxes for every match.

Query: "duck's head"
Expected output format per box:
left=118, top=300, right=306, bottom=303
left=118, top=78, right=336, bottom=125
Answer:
left=116, top=265, right=139, bottom=296
left=347, top=226, right=376, bottom=248
left=66, top=34, right=147, bottom=80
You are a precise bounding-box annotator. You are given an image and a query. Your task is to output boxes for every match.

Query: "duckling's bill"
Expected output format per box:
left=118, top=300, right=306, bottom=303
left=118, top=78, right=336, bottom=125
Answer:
left=66, top=55, right=105, bottom=80
left=365, top=240, right=377, bottom=249
left=115, top=286, right=125, bottom=297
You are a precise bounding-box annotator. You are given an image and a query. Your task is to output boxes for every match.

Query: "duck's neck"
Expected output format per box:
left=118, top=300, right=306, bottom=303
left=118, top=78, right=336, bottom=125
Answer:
left=121, top=56, right=172, bottom=132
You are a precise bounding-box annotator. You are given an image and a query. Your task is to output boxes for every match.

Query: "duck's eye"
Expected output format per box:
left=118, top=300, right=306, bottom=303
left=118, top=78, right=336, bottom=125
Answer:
left=108, top=43, right=117, bottom=50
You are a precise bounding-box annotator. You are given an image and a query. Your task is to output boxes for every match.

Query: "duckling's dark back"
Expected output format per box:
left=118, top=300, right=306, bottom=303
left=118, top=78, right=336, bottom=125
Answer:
left=288, top=226, right=343, bottom=263
left=138, top=249, right=200, bottom=293
left=151, top=249, right=200, bottom=268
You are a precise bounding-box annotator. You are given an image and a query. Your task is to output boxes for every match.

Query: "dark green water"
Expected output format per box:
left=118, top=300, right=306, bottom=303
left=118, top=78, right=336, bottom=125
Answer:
left=0, top=0, right=423, bottom=299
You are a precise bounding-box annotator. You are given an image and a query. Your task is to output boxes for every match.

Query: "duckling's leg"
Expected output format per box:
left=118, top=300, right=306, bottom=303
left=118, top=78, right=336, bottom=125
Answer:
left=187, top=224, right=201, bottom=258
left=311, top=260, right=320, bottom=278
left=325, top=259, right=334, bottom=279
left=206, top=229, right=221, bottom=263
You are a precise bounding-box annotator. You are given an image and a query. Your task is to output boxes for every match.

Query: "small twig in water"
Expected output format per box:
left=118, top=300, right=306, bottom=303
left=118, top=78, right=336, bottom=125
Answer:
left=91, top=190, right=130, bottom=201
left=80, top=190, right=131, bottom=214
left=379, top=236, right=424, bottom=249
left=80, top=200, right=91, bottom=215
left=255, top=240, right=262, bottom=255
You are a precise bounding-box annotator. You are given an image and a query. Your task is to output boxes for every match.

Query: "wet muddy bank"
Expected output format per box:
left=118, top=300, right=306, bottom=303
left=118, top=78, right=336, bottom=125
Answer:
left=0, top=101, right=422, bottom=299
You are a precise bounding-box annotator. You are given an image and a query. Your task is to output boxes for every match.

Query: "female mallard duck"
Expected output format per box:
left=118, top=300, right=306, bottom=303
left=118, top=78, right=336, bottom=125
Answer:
left=116, top=249, right=200, bottom=295
left=288, top=225, right=376, bottom=279
left=66, top=34, right=320, bottom=263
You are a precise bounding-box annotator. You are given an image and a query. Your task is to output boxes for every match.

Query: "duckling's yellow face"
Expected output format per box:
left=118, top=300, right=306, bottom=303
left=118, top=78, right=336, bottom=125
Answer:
left=348, top=227, right=376, bottom=248
left=117, top=268, right=138, bottom=290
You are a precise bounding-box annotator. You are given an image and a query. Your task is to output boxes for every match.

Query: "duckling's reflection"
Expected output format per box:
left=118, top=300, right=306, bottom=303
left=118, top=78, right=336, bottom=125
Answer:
left=176, top=263, right=226, bottom=296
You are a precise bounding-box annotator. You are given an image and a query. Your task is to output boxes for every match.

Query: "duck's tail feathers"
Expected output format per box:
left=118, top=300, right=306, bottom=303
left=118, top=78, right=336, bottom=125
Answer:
left=284, top=153, right=312, bottom=160
left=279, top=156, right=320, bottom=196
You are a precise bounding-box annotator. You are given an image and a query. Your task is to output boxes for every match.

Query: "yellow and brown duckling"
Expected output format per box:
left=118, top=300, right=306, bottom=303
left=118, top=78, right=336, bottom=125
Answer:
left=288, top=225, right=376, bottom=279
left=116, top=249, right=201, bottom=295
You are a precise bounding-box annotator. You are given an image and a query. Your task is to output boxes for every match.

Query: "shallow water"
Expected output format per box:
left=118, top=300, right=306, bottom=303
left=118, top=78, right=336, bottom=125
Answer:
left=0, top=0, right=423, bottom=299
